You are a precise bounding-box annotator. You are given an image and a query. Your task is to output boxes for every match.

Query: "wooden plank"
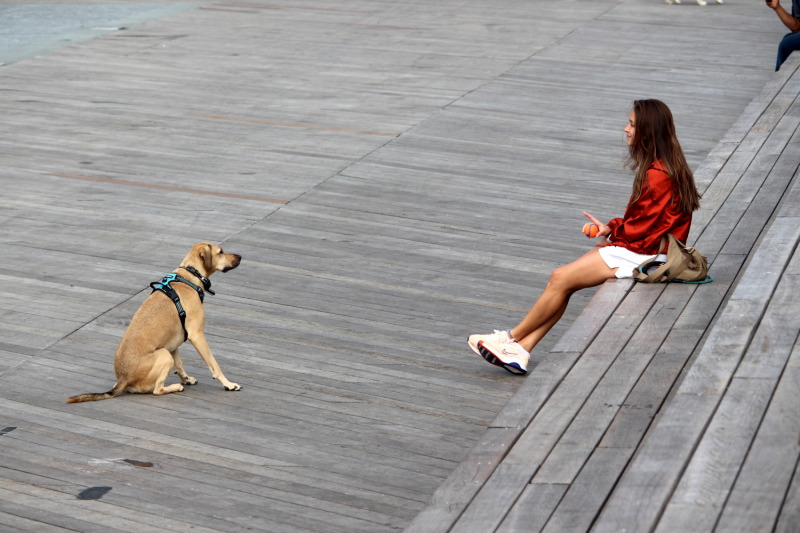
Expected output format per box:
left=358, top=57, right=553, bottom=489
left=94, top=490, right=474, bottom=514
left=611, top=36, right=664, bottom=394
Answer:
left=4, top=390, right=432, bottom=509
left=0, top=1, right=790, bottom=532
left=0, top=468, right=231, bottom=533
left=0, top=426, right=408, bottom=532
left=406, top=25, right=791, bottom=532
left=592, top=203, right=800, bottom=533
left=777, top=183, right=800, bottom=224
left=774, top=442, right=800, bottom=533
left=532, top=284, right=695, bottom=485
left=0, top=486, right=171, bottom=533
left=688, top=131, right=770, bottom=245
left=735, top=257, right=800, bottom=380
left=592, top=392, right=721, bottom=533
left=2, top=382, right=445, bottom=499
left=692, top=142, right=737, bottom=196
left=720, top=54, right=800, bottom=143
left=42, top=350, right=493, bottom=452
left=0, top=510, right=77, bottom=533
left=726, top=102, right=800, bottom=205
left=445, top=286, right=663, bottom=529
left=654, top=377, right=776, bottom=533
left=751, top=97, right=796, bottom=134
left=0, top=453, right=314, bottom=533
left=724, top=217, right=800, bottom=304
left=502, top=284, right=664, bottom=463
left=449, top=465, right=537, bottom=533
left=549, top=279, right=633, bottom=354
left=0, top=498, right=131, bottom=533
left=495, top=483, right=567, bottom=533
left=0, top=392, right=436, bottom=504
left=0, top=439, right=413, bottom=531
left=599, top=253, right=744, bottom=450
left=32, top=351, right=489, bottom=435
left=712, top=362, right=800, bottom=532
left=680, top=232, right=800, bottom=397
left=1, top=413, right=418, bottom=522
left=402, top=428, right=522, bottom=533
left=0, top=445, right=359, bottom=533
left=489, top=351, right=583, bottom=430
left=40, top=351, right=490, bottom=454
left=539, top=448, right=633, bottom=533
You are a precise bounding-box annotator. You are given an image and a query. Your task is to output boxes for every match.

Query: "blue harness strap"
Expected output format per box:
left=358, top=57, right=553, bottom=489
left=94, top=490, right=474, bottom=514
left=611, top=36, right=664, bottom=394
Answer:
left=149, top=273, right=205, bottom=341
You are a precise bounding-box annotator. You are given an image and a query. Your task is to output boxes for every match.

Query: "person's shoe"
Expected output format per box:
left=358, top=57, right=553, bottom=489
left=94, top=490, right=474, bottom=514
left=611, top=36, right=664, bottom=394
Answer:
left=468, top=329, right=512, bottom=357
left=697, top=0, right=707, bottom=5
left=478, top=339, right=530, bottom=375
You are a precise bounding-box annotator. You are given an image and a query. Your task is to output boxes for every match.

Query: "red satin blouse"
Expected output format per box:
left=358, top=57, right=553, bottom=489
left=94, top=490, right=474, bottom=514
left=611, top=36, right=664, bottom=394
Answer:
left=607, top=163, right=692, bottom=255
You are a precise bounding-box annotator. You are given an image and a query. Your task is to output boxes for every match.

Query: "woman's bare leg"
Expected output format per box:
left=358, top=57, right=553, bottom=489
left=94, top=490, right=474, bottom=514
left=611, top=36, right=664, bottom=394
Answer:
left=510, top=248, right=617, bottom=349
left=517, top=296, right=570, bottom=353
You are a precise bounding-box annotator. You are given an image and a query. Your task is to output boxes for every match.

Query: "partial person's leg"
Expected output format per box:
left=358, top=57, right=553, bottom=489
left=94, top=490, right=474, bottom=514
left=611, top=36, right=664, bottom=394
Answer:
left=475, top=248, right=616, bottom=374
left=777, top=32, right=800, bottom=71
left=510, top=247, right=617, bottom=349
left=516, top=296, right=570, bottom=353
left=468, top=298, right=569, bottom=355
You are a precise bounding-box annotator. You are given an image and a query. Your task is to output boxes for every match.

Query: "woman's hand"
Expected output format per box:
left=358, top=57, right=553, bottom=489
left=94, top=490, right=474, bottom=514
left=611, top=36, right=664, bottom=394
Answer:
left=583, top=212, right=610, bottom=237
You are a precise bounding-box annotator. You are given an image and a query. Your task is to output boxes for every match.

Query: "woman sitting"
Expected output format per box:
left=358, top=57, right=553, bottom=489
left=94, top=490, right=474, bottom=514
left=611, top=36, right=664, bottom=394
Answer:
left=468, top=99, right=701, bottom=375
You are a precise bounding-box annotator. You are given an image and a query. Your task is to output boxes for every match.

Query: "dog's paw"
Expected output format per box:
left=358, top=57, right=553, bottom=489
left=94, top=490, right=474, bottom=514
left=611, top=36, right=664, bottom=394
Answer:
left=177, top=385, right=184, bottom=392
left=182, top=376, right=198, bottom=386
left=224, top=383, right=241, bottom=391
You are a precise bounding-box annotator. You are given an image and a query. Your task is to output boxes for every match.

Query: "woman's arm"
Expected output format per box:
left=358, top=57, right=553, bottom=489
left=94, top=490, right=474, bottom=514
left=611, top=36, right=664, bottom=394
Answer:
left=768, top=0, right=800, bottom=32
left=607, top=217, right=623, bottom=240
left=613, top=170, right=674, bottom=244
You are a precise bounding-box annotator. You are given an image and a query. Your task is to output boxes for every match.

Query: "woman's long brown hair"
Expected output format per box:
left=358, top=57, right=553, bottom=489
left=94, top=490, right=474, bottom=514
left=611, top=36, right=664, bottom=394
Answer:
left=625, top=99, right=700, bottom=214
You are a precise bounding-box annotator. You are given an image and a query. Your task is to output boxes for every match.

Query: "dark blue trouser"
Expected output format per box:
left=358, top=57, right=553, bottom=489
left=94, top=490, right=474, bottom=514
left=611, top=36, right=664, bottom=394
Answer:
left=777, top=32, right=800, bottom=71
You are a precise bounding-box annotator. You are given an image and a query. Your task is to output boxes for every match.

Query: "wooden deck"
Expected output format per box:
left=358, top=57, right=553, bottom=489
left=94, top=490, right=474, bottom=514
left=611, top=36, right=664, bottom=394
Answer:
left=407, top=52, right=800, bottom=533
left=0, top=0, right=791, bottom=531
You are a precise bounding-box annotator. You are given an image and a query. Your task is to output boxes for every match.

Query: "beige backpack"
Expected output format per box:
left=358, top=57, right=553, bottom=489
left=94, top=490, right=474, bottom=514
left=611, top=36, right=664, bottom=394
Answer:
left=633, top=234, right=711, bottom=284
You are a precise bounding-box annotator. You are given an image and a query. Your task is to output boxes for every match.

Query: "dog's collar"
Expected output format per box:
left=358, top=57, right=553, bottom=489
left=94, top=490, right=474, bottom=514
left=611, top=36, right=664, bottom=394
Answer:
left=178, top=265, right=215, bottom=295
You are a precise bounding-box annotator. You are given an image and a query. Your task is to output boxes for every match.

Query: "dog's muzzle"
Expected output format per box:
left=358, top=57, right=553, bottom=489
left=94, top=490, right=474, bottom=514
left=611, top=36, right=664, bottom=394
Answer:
left=222, top=254, right=242, bottom=272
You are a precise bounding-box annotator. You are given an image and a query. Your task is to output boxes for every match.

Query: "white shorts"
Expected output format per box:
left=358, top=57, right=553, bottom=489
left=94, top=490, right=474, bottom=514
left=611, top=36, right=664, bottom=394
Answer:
left=599, top=246, right=667, bottom=279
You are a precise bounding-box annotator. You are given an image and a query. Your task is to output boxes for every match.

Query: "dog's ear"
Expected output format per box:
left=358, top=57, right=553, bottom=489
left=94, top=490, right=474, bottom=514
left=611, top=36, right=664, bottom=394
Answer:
left=199, top=244, right=214, bottom=272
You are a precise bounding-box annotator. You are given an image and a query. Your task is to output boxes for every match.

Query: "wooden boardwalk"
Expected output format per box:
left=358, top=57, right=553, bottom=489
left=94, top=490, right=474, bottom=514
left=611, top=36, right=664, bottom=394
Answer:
left=0, top=0, right=791, bottom=531
left=407, top=53, right=800, bottom=533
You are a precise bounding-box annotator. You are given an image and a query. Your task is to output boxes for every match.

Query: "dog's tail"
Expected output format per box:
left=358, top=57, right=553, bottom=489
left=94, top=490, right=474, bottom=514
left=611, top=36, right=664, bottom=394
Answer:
left=67, top=381, right=125, bottom=404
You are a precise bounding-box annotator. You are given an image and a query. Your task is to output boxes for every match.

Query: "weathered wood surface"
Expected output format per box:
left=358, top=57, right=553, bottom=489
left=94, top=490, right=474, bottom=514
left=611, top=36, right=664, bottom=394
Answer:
left=0, top=0, right=790, bottom=532
left=646, top=208, right=800, bottom=533
left=405, top=15, right=800, bottom=533
left=402, top=428, right=521, bottom=533
left=595, top=168, right=800, bottom=532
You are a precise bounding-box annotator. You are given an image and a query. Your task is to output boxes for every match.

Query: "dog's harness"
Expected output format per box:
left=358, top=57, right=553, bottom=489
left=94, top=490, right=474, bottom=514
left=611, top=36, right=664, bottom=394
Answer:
left=149, top=266, right=215, bottom=341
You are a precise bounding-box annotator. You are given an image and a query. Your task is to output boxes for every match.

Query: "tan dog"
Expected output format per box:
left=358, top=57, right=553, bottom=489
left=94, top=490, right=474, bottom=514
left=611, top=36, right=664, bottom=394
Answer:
left=67, top=243, right=242, bottom=403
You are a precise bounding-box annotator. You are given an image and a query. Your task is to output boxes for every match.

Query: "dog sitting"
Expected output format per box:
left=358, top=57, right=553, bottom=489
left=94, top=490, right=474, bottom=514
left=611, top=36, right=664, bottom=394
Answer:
left=67, top=243, right=242, bottom=403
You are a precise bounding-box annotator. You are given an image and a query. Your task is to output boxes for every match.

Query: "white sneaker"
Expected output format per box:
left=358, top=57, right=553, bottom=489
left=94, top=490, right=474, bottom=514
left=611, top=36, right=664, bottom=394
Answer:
left=697, top=0, right=707, bottom=4
left=478, top=338, right=530, bottom=375
left=468, top=330, right=511, bottom=356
